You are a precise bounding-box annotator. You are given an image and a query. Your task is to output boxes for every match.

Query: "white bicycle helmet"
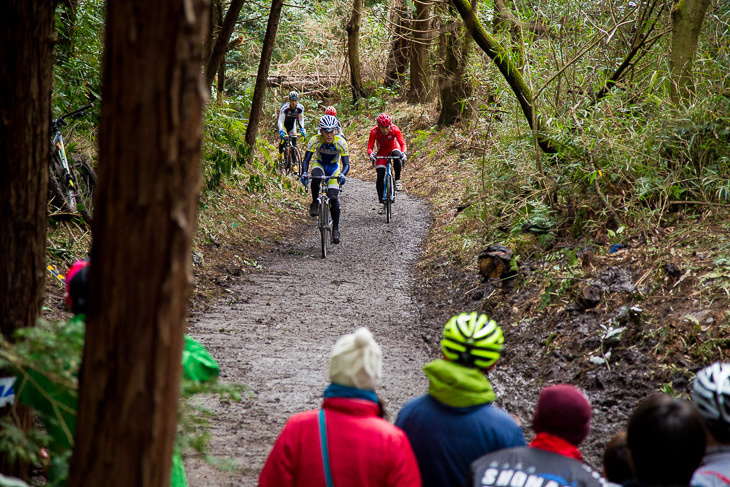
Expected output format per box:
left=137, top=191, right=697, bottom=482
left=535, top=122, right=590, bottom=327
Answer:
left=692, top=362, right=730, bottom=426
left=288, top=91, right=299, bottom=101
left=319, top=115, right=338, bottom=131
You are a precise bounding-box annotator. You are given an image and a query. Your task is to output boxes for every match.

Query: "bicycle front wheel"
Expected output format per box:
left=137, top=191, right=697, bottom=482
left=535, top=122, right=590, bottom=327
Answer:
left=281, top=148, right=293, bottom=175
left=319, top=197, right=330, bottom=258
left=292, top=148, right=302, bottom=178
left=385, top=173, right=393, bottom=224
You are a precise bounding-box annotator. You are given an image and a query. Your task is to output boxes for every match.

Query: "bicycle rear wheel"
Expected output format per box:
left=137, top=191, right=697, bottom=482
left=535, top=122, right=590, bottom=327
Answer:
left=319, top=198, right=329, bottom=258
left=71, top=155, right=97, bottom=224
left=385, top=173, right=393, bottom=224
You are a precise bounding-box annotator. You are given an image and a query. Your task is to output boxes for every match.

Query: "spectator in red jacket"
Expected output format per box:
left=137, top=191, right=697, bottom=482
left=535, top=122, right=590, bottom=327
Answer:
left=259, top=327, right=421, bottom=487
left=366, top=113, right=407, bottom=214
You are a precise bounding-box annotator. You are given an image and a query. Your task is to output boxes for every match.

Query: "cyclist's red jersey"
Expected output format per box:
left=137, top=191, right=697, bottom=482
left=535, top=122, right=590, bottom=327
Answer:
left=367, top=125, right=407, bottom=158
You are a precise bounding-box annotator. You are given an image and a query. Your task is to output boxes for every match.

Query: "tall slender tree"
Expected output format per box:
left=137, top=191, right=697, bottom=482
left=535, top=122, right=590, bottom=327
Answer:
left=245, top=0, right=286, bottom=149
left=438, top=0, right=474, bottom=126
left=670, top=0, right=711, bottom=103
left=346, top=0, right=366, bottom=102
left=66, top=0, right=208, bottom=485
left=205, top=0, right=246, bottom=91
left=0, top=0, right=55, bottom=479
left=408, top=0, right=433, bottom=103
left=384, top=0, right=411, bottom=88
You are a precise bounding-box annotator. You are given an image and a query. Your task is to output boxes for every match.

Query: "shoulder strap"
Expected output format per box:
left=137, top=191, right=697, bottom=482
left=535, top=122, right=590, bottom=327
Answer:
left=318, top=409, right=335, bottom=487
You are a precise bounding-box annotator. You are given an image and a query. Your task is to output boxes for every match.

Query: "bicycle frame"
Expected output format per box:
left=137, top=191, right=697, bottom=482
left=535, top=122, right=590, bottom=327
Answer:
left=49, top=103, right=95, bottom=220
left=281, top=134, right=302, bottom=176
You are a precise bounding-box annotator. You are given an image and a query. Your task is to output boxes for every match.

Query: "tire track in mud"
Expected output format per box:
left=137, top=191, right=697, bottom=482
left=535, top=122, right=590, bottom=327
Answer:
left=185, top=178, right=432, bottom=486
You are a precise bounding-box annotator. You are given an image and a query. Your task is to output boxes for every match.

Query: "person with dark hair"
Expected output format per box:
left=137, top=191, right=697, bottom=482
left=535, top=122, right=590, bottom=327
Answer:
left=602, top=431, right=633, bottom=486
left=469, top=383, right=606, bottom=487
left=395, top=312, right=525, bottom=487
left=626, top=393, right=706, bottom=487
left=259, top=328, right=421, bottom=487
left=690, top=362, right=730, bottom=487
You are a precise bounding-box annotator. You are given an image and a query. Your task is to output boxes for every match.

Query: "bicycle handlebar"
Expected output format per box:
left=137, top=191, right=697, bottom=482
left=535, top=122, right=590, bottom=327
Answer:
left=373, top=155, right=402, bottom=160
left=53, top=103, right=94, bottom=129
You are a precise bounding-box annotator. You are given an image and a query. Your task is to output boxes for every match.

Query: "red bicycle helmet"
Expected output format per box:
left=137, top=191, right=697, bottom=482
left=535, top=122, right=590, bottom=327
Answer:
left=325, top=106, right=337, bottom=116
left=376, top=113, right=392, bottom=127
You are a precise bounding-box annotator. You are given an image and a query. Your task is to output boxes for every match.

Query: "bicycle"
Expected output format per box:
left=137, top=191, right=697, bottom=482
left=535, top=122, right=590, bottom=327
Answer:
left=375, top=155, right=400, bottom=224
left=279, top=134, right=302, bottom=177
left=49, top=103, right=97, bottom=223
left=307, top=174, right=340, bottom=258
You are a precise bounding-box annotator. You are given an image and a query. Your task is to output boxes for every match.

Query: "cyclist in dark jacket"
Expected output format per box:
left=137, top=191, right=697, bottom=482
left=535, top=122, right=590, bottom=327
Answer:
left=395, top=312, right=525, bottom=487
left=470, top=384, right=607, bottom=487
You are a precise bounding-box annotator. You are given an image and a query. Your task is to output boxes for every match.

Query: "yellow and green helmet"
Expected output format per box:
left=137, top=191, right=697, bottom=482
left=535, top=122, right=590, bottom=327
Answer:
left=442, top=312, right=504, bottom=369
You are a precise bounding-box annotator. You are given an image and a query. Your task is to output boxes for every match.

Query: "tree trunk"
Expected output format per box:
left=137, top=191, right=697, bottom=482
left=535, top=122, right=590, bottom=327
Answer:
left=217, top=53, right=226, bottom=95
left=451, top=0, right=558, bottom=155
left=245, top=0, right=286, bottom=149
left=66, top=0, right=208, bottom=485
left=408, top=0, right=433, bottom=103
left=438, top=0, right=474, bottom=126
left=384, top=0, right=411, bottom=88
left=346, top=0, right=366, bottom=102
left=0, top=0, right=55, bottom=479
left=670, top=0, right=711, bottom=103
left=204, top=0, right=224, bottom=64
left=205, top=0, right=245, bottom=91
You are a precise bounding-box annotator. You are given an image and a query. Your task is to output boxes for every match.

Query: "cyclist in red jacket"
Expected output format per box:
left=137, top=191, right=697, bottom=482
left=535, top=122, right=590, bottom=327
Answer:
left=366, top=113, right=407, bottom=214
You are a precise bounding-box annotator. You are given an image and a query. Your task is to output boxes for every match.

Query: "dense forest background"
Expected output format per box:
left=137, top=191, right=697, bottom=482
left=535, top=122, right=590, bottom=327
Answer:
left=1, top=0, right=729, bottom=485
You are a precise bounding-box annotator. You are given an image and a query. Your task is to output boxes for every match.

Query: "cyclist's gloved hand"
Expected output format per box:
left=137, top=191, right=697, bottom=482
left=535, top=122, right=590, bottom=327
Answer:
left=300, top=173, right=309, bottom=187
left=338, top=175, right=346, bottom=186
left=369, top=153, right=376, bottom=166
left=300, top=129, right=306, bottom=138
left=280, top=130, right=286, bottom=139
left=401, top=152, right=407, bottom=163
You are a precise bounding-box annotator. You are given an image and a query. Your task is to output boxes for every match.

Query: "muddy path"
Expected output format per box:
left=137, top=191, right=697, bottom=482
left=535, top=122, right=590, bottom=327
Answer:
left=185, top=178, right=434, bottom=486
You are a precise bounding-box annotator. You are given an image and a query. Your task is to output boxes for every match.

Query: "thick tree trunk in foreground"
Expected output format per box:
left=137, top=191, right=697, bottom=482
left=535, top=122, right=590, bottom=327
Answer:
left=66, top=0, right=208, bottom=485
left=670, top=0, right=711, bottom=103
left=245, top=0, right=285, bottom=149
left=346, top=0, right=366, bottom=102
left=451, top=0, right=558, bottom=155
left=0, top=0, right=54, bottom=477
left=384, top=0, right=411, bottom=88
left=408, top=0, right=433, bottom=103
left=438, top=0, right=474, bottom=126
left=205, top=0, right=245, bottom=90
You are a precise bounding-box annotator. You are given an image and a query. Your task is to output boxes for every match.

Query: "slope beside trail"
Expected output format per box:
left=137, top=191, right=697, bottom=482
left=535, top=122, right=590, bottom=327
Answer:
left=185, top=178, right=433, bottom=486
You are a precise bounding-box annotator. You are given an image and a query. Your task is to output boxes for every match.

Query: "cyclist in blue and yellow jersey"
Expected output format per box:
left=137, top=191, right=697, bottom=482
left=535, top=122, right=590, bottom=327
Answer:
left=300, top=115, right=350, bottom=244
left=277, top=91, right=306, bottom=158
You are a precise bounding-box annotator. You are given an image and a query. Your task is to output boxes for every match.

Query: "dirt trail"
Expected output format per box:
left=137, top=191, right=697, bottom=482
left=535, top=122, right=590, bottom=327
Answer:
left=185, top=178, right=433, bottom=486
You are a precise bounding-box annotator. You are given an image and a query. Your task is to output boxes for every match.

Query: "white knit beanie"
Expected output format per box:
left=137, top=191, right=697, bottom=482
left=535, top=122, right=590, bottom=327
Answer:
left=329, top=327, right=383, bottom=391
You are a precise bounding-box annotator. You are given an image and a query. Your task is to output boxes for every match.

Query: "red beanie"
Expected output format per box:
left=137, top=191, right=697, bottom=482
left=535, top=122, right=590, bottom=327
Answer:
left=532, top=384, right=592, bottom=446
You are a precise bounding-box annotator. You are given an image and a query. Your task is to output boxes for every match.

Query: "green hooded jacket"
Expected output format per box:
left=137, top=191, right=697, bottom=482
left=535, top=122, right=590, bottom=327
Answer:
left=423, top=359, right=496, bottom=408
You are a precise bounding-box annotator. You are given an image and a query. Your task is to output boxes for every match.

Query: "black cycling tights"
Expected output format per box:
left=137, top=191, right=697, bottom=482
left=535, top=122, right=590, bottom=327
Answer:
left=375, top=150, right=402, bottom=203
left=311, top=168, right=341, bottom=230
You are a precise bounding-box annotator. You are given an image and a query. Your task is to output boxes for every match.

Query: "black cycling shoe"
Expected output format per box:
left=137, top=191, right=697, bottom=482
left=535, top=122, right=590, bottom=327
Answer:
left=332, top=229, right=341, bottom=244
left=309, top=201, right=319, bottom=218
